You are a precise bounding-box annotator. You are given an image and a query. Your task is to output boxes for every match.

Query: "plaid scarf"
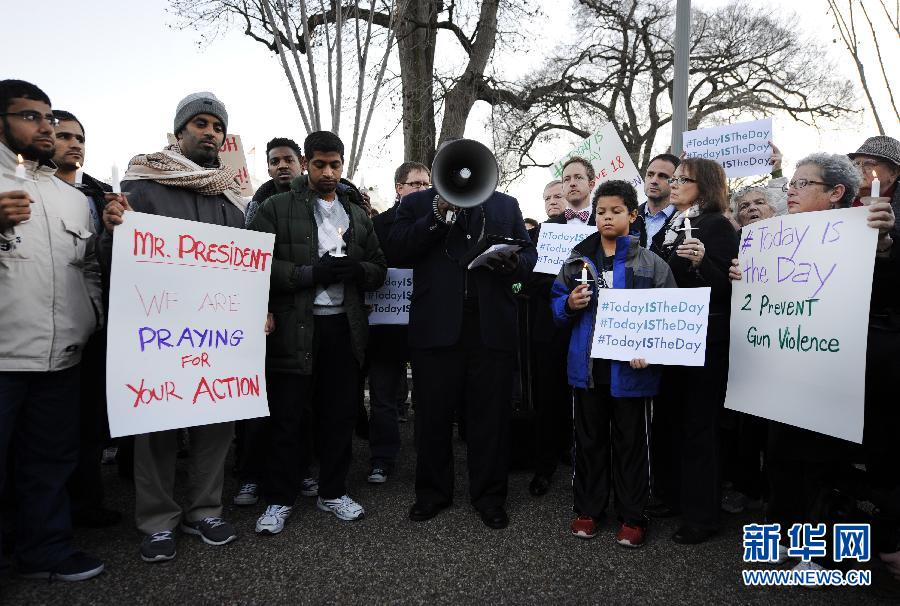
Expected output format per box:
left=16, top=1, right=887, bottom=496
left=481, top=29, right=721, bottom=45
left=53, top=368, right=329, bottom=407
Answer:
left=124, top=143, right=246, bottom=213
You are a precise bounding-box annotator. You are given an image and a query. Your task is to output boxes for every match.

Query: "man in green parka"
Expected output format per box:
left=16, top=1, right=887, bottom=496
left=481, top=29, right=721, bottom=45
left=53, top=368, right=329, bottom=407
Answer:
left=248, top=131, right=386, bottom=534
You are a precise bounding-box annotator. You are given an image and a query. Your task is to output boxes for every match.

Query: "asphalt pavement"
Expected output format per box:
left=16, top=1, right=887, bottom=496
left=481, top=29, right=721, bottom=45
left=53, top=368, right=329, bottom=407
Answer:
left=2, top=417, right=896, bottom=605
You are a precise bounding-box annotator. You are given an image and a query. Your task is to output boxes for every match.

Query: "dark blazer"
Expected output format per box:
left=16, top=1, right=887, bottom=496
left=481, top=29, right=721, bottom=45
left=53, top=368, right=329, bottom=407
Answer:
left=387, top=188, right=536, bottom=351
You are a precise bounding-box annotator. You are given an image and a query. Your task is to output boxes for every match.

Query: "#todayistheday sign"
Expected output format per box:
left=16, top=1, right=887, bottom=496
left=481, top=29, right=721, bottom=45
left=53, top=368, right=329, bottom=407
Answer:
left=365, top=268, right=412, bottom=325
left=106, top=211, right=274, bottom=438
left=724, top=208, right=875, bottom=443
left=534, top=223, right=596, bottom=275
left=682, top=118, right=773, bottom=178
left=550, top=123, right=646, bottom=202
left=590, top=288, right=711, bottom=366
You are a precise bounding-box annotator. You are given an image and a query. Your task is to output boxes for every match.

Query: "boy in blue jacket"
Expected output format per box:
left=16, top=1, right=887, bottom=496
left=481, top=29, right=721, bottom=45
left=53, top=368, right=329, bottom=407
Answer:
left=551, top=180, right=676, bottom=547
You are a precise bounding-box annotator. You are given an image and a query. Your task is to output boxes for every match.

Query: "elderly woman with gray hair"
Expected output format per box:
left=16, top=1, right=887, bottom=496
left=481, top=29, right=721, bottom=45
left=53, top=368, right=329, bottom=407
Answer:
left=729, top=182, right=787, bottom=227
left=730, top=152, right=897, bottom=581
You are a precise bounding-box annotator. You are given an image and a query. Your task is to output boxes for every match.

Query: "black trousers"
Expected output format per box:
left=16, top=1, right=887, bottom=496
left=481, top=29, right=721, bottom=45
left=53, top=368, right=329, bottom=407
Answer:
left=411, top=311, right=514, bottom=510
left=531, top=332, right=571, bottom=478
left=573, top=381, right=651, bottom=524
left=264, top=314, right=358, bottom=504
left=68, top=332, right=109, bottom=514
left=653, top=333, right=729, bottom=530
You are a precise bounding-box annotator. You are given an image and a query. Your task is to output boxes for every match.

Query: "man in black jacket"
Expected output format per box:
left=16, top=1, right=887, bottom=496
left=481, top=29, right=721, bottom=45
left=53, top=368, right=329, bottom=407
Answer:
left=244, top=137, right=304, bottom=227
left=388, top=174, right=536, bottom=529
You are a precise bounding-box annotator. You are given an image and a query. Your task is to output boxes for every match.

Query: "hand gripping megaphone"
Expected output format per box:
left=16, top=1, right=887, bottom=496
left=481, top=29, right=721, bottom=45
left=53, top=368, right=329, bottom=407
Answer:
left=431, top=139, right=499, bottom=208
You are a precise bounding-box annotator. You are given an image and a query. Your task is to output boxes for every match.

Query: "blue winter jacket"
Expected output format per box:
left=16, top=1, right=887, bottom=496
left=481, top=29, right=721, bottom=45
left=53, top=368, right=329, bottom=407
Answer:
left=551, top=233, right=677, bottom=395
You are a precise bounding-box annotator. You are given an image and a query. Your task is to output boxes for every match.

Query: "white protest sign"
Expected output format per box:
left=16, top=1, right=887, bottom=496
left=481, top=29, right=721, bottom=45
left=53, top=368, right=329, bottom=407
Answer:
left=724, top=208, right=875, bottom=443
left=550, top=123, right=646, bottom=202
left=534, top=223, right=596, bottom=275
left=106, top=211, right=274, bottom=438
left=366, top=268, right=412, bottom=325
left=168, top=133, right=253, bottom=196
left=590, top=288, right=711, bottom=365
left=682, top=118, right=773, bottom=178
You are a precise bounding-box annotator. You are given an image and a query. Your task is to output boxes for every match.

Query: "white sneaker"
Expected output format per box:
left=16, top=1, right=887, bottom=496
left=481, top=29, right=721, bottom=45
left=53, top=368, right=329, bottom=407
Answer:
left=234, top=482, right=259, bottom=506
left=317, top=495, right=365, bottom=521
left=792, top=560, right=825, bottom=588
left=255, top=505, right=293, bottom=535
left=300, top=477, right=319, bottom=497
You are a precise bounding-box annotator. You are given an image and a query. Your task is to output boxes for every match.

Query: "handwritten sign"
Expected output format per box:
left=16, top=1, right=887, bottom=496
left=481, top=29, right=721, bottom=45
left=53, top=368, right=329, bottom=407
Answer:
left=365, top=268, right=412, bottom=325
left=590, top=288, right=711, bottom=365
left=724, top=208, right=875, bottom=443
left=534, top=223, right=596, bottom=275
left=106, top=211, right=274, bottom=437
left=168, top=133, right=253, bottom=196
left=550, top=123, right=646, bottom=202
left=682, top=118, right=773, bottom=178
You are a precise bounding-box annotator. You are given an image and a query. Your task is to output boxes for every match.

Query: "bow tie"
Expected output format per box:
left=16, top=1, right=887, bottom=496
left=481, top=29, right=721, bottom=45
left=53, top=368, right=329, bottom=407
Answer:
left=564, top=208, right=590, bottom=223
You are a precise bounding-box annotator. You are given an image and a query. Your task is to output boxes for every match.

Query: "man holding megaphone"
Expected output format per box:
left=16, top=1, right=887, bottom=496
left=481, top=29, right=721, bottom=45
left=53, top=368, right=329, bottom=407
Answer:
left=386, top=139, right=536, bottom=530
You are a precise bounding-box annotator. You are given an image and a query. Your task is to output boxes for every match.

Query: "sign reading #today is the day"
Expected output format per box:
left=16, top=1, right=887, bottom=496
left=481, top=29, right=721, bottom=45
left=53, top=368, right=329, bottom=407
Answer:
left=534, top=223, right=596, bottom=275
left=365, top=268, right=412, bottom=325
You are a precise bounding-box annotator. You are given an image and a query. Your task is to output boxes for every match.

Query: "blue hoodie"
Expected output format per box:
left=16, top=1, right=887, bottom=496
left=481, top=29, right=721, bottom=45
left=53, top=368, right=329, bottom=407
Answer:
left=551, top=233, right=677, bottom=395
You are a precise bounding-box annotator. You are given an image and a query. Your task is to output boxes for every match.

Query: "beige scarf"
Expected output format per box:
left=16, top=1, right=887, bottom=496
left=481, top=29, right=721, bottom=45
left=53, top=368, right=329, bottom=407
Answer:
left=123, top=143, right=246, bottom=213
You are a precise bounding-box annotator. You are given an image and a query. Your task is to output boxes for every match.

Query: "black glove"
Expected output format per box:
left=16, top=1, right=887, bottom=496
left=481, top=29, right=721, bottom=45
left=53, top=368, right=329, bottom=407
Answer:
left=311, top=255, right=340, bottom=286
left=330, top=256, right=365, bottom=283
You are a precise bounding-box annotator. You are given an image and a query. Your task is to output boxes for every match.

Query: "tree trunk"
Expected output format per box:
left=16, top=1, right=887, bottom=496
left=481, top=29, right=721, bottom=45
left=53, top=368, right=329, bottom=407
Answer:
left=396, top=0, right=438, bottom=165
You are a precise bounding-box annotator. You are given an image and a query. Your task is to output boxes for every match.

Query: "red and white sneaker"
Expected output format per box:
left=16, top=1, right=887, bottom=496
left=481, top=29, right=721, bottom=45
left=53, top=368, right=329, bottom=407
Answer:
left=615, top=522, right=646, bottom=548
left=570, top=515, right=599, bottom=539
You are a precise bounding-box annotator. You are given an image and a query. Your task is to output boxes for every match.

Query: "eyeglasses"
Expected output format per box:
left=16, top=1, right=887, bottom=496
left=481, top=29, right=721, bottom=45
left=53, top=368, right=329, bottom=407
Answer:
left=782, top=179, right=834, bottom=193
left=400, top=181, right=430, bottom=188
left=852, top=159, right=883, bottom=171
left=667, top=176, right=697, bottom=185
left=0, top=111, right=60, bottom=127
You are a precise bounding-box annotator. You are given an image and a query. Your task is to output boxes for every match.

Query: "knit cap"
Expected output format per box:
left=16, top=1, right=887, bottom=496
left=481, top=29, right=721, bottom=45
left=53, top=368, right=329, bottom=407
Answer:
left=173, top=92, right=228, bottom=137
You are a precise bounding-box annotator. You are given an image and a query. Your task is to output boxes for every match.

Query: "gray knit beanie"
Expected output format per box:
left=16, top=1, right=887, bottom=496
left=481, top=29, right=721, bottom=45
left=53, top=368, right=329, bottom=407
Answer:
left=173, top=92, right=228, bottom=137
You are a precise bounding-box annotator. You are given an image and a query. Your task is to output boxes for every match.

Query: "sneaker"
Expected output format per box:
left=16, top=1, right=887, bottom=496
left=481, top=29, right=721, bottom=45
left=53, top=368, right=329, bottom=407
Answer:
left=616, top=523, right=646, bottom=547
left=234, top=482, right=259, bottom=506
left=140, top=531, right=176, bottom=563
left=180, top=517, right=237, bottom=546
left=792, top=560, right=825, bottom=588
left=317, top=495, right=365, bottom=521
left=19, top=552, right=104, bottom=581
left=255, top=505, right=293, bottom=535
left=300, top=477, right=319, bottom=497
left=367, top=468, right=388, bottom=484
left=570, top=515, right=599, bottom=539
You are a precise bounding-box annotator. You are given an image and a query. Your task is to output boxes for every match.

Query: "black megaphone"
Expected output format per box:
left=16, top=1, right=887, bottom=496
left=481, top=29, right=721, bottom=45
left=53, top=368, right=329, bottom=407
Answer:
left=431, top=139, right=499, bottom=209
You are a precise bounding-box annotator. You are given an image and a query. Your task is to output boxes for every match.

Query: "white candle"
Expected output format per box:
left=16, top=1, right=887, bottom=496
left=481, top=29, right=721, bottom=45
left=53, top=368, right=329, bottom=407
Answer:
left=14, top=154, right=27, bottom=180
left=75, top=161, right=84, bottom=186
left=683, top=216, right=693, bottom=239
left=871, top=171, right=881, bottom=198
left=580, top=262, right=588, bottom=284
left=111, top=164, right=120, bottom=194
left=334, top=227, right=345, bottom=257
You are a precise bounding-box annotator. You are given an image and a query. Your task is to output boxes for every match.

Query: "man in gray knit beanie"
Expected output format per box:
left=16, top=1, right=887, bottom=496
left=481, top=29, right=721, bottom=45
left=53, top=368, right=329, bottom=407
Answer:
left=172, top=92, right=229, bottom=168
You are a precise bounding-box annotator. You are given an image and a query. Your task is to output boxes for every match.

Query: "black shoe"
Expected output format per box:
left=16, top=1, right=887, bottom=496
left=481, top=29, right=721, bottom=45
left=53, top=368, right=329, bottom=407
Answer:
left=18, top=552, right=104, bottom=582
left=672, top=524, right=716, bottom=545
left=528, top=475, right=551, bottom=497
left=645, top=502, right=680, bottom=518
left=479, top=506, right=509, bottom=529
left=72, top=507, right=123, bottom=529
left=408, top=501, right=450, bottom=522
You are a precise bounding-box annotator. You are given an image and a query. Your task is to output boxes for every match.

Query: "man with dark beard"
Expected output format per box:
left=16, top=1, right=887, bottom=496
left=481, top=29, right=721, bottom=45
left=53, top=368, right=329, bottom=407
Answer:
left=244, top=137, right=304, bottom=226
left=102, top=92, right=246, bottom=563
left=0, top=80, right=105, bottom=581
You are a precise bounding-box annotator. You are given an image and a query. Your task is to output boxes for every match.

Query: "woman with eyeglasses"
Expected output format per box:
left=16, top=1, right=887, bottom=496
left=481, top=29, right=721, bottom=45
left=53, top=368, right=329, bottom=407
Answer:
left=730, top=152, right=897, bottom=577
left=645, top=158, right=738, bottom=544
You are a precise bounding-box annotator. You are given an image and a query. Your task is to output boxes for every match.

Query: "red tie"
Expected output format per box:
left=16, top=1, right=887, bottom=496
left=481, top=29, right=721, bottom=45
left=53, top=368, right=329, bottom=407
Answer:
left=565, top=208, right=590, bottom=222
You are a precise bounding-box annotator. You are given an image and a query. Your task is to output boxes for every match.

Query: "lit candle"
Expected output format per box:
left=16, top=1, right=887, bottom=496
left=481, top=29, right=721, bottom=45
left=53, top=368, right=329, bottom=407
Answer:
left=111, top=164, right=120, bottom=194
left=871, top=171, right=881, bottom=198
left=334, top=227, right=345, bottom=257
left=580, top=262, right=589, bottom=284
left=75, top=161, right=84, bottom=186
left=683, top=216, right=693, bottom=240
left=15, top=154, right=27, bottom=180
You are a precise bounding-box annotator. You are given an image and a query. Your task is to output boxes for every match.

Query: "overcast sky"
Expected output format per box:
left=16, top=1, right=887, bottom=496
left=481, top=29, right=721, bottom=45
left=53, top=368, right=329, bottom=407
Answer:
left=5, top=0, right=897, bottom=219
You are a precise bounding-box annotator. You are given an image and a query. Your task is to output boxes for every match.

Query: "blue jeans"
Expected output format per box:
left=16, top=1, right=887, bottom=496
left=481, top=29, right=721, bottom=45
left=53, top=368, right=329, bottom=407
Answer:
left=0, top=366, right=80, bottom=570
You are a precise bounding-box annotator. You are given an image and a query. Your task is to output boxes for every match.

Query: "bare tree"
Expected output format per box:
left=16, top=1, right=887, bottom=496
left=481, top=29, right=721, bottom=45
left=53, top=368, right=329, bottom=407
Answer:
left=826, top=0, right=900, bottom=135
left=169, top=0, right=398, bottom=178
left=489, top=0, right=857, bottom=181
